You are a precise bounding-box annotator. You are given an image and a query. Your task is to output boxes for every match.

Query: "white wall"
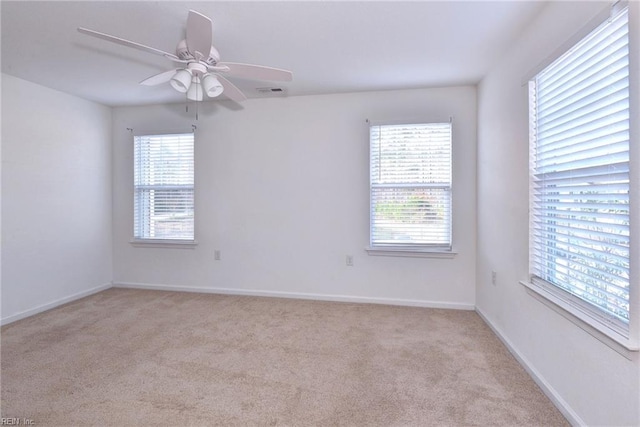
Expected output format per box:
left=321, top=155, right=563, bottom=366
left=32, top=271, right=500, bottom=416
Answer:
left=477, top=2, right=639, bottom=426
left=1, top=74, right=113, bottom=323
left=112, top=87, right=477, bottom=308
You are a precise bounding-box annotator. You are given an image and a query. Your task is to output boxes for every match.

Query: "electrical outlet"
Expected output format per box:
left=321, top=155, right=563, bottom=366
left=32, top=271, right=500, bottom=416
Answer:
left=346, top=255, right=354, bottom=266
left=214, top=250, right=221, bottom=261
left=491, top=271, right=497, bottom=286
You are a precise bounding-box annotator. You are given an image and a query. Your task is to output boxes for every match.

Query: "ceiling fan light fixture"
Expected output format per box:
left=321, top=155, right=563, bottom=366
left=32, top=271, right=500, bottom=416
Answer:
left=170, top=69, right=192, bottom=93
left=202, top=73, right=224, bottom=98
left=186, top=76, right=203, bottom=101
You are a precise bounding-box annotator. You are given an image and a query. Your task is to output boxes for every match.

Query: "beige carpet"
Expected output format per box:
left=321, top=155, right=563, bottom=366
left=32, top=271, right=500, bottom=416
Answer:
left=1, top=288, right=567, bottom=426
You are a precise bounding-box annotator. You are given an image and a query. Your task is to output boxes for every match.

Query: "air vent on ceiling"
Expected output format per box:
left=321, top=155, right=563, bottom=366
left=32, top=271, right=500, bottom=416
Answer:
left=256, top=87, right=284, bottom=94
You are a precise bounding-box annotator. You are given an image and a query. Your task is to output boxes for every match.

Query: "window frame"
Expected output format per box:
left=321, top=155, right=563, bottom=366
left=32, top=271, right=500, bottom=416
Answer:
left=131, top=131, right=196, bottom=247
left=525, top=4, right=638, bottom=351
left=367, top=120, right=454, bottom=257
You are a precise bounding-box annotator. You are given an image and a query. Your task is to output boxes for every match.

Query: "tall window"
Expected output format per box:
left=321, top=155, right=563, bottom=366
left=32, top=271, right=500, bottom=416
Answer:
left=369, top=122, right=452, bottom=250
left=134, top=133, right=194, bottom=241
left=528, top=8, right=630, bottom=340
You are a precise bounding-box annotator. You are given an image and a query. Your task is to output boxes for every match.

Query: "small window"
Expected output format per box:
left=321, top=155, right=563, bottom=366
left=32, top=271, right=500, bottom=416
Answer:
left=528, top=8, right=631, bottom=341
left=133, top=133, right=194, bottom=241
left=369, top=122, right=452, bottom=251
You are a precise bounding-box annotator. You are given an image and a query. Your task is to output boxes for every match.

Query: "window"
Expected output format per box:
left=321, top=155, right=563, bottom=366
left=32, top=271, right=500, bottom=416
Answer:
left=369, top=122, right=452, bottom=252
left=133, top=133, right=194, bottom=242
left=528, top=7, right=633, bottom=344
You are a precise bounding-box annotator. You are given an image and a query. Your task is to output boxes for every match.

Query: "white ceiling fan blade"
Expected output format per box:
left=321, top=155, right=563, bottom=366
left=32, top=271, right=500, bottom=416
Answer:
left=78, top=27, right=180, bottom=61
left=139, top=69, right=177, bottom=86
left=186, top=10, right=213, bottom=61
left=217, top=62, right=293, bottom=82
left=216, top=75, right=247, bottom=103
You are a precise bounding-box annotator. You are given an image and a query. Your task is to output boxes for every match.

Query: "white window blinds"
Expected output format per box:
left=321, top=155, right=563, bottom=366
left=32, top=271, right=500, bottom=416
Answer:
left=529, top=8, right=630, bottom=332
left=134, top=133, right=194, bottom=241
left=370, top=123, right=452, bottom=249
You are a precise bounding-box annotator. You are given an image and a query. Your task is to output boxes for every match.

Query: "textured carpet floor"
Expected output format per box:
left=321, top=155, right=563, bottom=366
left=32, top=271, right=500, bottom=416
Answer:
left=1, top=288, right=567, bottom=426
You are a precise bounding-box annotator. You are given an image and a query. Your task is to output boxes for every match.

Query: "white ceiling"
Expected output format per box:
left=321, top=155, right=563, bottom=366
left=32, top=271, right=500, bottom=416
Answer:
left=1, top=1, right=546, bottom=107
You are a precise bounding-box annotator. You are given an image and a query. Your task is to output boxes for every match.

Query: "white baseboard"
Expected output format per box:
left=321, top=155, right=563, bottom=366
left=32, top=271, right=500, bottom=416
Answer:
left=1, top=283, right=113, bottom=326
left=475, top=307, right=584, bottom=427
left=113, top=281, right=475, bottom=311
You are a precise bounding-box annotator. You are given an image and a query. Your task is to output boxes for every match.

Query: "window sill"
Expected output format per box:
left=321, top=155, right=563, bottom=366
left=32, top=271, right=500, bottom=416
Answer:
left=520, top=280, right=638, bottom=357
left=130, top=239, right=198, bottom=249
left=366, top=246, right=457, bottom=259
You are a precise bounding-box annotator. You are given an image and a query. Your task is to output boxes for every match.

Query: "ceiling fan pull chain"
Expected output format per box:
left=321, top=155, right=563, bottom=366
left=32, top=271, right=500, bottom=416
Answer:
left=185, top=97, right=199, bottom=121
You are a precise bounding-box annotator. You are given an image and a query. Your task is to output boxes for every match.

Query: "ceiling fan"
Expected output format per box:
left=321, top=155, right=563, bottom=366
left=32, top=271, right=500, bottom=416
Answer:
left=77, top=10, right=293, bottom=103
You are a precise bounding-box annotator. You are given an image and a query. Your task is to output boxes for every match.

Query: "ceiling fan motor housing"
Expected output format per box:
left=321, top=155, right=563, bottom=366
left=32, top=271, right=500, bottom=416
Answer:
left=176, top=39, right=220, bottom=65
left=186, top=62, right=208, bottom=77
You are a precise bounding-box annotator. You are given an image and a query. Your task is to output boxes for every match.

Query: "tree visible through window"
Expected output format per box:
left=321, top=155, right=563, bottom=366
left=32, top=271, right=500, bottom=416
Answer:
left=369, top=122, right=452, bottom=250
left=134, top=133, right=194, bottom=241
